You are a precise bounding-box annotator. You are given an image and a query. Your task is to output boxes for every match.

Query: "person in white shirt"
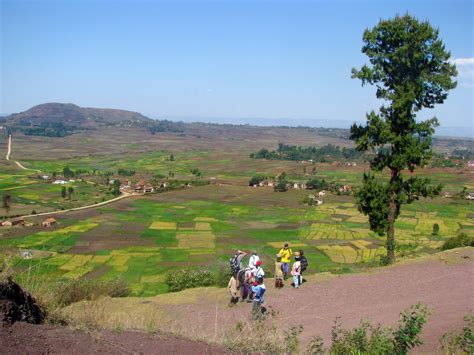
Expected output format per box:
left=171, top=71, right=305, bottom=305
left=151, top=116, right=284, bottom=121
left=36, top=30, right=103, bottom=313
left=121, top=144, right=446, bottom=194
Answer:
left=248, top=252, right=260, bottom=271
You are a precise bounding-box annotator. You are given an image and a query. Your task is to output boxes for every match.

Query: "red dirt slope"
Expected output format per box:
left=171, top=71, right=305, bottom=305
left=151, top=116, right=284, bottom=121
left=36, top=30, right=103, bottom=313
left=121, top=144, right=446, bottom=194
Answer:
left=0, top=322, right=225, bottom=354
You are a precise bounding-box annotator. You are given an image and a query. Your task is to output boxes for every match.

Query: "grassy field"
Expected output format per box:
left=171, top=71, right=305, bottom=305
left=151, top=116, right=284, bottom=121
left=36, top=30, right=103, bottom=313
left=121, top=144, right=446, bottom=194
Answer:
left=1, top=126, right=472, bottom=296
left=1, top=184, right=471, bottom=296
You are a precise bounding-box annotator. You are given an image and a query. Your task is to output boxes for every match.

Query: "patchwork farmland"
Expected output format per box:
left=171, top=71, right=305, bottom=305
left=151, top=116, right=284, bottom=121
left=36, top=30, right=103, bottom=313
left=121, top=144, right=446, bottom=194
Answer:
left=2, top=183, right=472, bottom=296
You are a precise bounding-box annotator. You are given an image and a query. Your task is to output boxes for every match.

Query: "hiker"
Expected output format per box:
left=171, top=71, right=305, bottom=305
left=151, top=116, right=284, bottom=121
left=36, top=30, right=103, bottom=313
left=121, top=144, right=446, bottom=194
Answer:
left=238, top=267, right=253, bottom=302
left=278, top=243, right=293, bottom=280
left=291, top=253, right=302, bottom=289
left=251, top=277, right=266, bottom=320
left=227, top=274, right=240, bottom=305
left=274, top=254, right=284, bottom=289
left=248, top=251, right=260, bottom=271
left=254, top=260, right=265, bottom=280
left=230, top=250, right=247, bottom=276
left=299, top=249, right=308, bottom=284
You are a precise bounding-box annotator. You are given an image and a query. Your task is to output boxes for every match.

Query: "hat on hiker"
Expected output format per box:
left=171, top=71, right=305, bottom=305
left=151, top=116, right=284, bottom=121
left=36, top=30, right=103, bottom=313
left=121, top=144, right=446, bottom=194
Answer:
left=253, top=281, right=258, bottom=286
left=256, top=260, right=262, bottom=266
left=284, top=242, right=289, bottom=247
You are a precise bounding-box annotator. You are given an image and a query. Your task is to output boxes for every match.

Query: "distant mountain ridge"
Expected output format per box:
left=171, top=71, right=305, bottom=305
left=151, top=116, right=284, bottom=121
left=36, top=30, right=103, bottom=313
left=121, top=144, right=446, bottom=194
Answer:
left=2, top=103, right=183, bottom=137
left=5, top=102, right=153, bottom=126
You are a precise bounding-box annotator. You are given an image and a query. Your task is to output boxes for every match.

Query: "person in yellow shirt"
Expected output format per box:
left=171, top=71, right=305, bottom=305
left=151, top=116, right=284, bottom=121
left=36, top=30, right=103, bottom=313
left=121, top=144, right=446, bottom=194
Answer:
left=278, top=242, right=293, bottom=280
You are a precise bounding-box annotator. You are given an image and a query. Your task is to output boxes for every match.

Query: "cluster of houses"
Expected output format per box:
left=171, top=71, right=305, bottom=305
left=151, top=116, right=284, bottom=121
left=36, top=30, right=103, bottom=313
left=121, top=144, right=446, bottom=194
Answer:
left=38, top=175, right=76, bottom=185
left=119, top=180, right=169, bottom=194
left=307, top=190, right=327, bottom=206
left=0, top=217, right=57, bottom=228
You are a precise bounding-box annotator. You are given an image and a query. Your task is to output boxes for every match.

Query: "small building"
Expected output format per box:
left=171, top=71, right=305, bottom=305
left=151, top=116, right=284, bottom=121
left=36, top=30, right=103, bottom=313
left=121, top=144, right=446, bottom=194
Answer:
left=108, top=179, right=115, bottom=185
left=0, top=220, right=12, bottom=227
left=144, top=184, right=154, bottom=193
left=315, top=199, right=324, bottom=205
left=42, top=218, right=57, bottom=227
left=53, top=180, right=67, bottom=185
left=467, top=192, right=474, bottom=200
left=21, top=251, right=33, bottom=260
left=318, top=190, right=326, bottom=197
left=41, top=175, right=49, bottom=180
left=267, top=181, right=274, bottom=187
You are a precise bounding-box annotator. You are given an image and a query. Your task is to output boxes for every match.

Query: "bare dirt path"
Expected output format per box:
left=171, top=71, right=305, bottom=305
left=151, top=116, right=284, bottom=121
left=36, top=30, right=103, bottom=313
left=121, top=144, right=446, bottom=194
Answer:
left=162, top=249, right=474, bottom=353
left=0, top=322, right=225, bottom=355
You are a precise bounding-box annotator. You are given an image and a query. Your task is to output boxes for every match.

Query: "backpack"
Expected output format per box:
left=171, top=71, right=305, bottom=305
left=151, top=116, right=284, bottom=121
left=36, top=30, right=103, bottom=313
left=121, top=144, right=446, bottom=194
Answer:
left=300, top=256, right=308, bottom=272
left=237, top=268, right=247, bottom=284
left=230, top=254, right=241, bottom=275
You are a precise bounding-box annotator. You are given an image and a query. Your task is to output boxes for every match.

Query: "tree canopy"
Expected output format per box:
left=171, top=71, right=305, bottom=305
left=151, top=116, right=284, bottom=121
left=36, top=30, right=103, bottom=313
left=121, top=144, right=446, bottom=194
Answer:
left=350, top=14, right=457, bottom=263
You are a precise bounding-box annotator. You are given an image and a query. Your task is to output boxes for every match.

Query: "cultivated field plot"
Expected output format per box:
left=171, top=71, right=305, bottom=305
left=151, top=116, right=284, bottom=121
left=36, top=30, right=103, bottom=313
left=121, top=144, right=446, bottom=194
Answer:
left=0, top=161, right=113, bottom=216
left=1, top=185, right=471, bottom=296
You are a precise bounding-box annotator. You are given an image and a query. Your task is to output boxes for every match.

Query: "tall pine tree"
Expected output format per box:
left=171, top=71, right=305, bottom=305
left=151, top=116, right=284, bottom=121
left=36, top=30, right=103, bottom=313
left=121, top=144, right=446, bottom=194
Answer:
left=351, top=14, right=457, bottom=264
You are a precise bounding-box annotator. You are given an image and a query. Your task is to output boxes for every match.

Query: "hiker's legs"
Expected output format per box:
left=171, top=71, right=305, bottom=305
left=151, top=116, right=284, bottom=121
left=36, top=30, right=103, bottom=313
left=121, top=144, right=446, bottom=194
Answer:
left=282, top=263, right=289, bottom=279
left=293, top=275, right=300, bottom=288
left=252, top=300, right=261, bottom=320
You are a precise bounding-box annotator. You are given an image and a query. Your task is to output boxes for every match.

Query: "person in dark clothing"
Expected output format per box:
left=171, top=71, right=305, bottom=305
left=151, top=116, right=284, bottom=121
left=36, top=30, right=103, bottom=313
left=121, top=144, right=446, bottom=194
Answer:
left=298, top=249, right=308, bottom=284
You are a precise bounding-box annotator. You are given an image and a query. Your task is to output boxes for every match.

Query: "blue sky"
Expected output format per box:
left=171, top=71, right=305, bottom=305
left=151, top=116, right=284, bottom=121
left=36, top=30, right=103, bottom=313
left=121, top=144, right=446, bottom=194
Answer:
left=1, top=0, right=473, bottom=132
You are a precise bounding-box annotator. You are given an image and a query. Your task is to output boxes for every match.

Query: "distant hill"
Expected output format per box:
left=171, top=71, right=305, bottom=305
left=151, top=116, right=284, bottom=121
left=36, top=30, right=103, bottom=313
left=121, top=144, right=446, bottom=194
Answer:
left=4, top=103, right=182, bottom=137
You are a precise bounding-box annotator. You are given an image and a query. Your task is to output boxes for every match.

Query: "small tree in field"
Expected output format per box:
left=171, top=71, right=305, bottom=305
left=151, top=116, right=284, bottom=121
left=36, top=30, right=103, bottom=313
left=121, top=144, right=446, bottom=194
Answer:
left=351, top=14, right=457, bottom=264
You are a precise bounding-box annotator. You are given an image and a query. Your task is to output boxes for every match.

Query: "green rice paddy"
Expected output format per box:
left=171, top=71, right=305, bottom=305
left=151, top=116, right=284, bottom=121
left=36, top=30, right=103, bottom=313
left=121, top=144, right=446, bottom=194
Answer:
left=2, top=185, right=472, bottom=296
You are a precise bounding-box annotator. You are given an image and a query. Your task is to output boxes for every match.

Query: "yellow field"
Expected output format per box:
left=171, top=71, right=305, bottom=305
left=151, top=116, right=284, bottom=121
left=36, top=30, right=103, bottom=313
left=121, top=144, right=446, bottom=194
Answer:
left=176, top=231, right=215, bottom=249
left=150, top=221, right=177, bottom=230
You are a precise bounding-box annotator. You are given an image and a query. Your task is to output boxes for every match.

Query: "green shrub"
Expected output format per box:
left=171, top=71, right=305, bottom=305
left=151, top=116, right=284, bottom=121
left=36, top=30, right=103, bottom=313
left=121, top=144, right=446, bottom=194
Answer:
left=213, top=261, right=233, bottom=288
left=440, top=315, right=474, bottom=354
left=441, top=233, right=474, bottom=251
left=307, top=303, right=430, bottom=354
left=166, top=268, right=214, bottom=292
left=432, top=223, right=440, bottom=236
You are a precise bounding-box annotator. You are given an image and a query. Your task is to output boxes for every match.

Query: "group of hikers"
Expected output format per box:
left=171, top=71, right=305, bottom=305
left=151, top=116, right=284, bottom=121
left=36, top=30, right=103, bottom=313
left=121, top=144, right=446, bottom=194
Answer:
left=227, top=242, right=308, bottom=319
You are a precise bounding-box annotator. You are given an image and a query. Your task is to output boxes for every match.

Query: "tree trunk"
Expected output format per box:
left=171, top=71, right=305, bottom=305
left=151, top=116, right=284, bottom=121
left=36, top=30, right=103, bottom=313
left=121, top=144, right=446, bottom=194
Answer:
left=386, top=199, right=396, bottom=264
left=386, top=169, right=400, bottom=264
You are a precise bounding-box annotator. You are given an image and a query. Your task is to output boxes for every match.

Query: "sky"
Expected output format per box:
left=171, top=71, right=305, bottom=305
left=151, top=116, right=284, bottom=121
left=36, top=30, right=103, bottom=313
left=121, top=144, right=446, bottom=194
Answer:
left=1, top=0, right=473, bottom=134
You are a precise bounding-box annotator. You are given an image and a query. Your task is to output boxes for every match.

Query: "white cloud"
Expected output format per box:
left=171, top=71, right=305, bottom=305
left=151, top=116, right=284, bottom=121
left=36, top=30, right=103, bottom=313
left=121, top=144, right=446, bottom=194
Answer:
left=452, top=57, right=474, bottom=87
left=452, top=57, right=474, bottom=66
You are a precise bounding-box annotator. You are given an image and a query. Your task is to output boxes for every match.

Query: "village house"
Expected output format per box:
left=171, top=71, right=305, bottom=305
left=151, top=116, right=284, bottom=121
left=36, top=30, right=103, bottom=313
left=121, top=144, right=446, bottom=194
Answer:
left=21, top=251, right=33, bottom=260
left=339, top=185, right=353, bottom=193
left=144, top=183, right=154, bottom=193
left=315, top=199, right=324, bottom=205
left=318, top=190, right=326, bottom=197
left=468, top=161, right=474, bottom=168
left=0, top=220, right=12, bottom=227
left=42, top=218, right=57, bottom=227
left=41, top=175, right=49, bottom=180
left=444, top=192, right=452, bottom=198
left=467, top=192, right=474, bottom=200
left=53, top=179, right=67, bottom=185
left=134, top=180, right=145, bottom=193
left=293, top=182, right=307, bottom=189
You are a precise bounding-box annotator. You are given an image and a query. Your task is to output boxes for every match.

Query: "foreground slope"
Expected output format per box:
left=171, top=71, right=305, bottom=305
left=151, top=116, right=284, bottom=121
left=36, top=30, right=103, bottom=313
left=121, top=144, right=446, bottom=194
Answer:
left=63, top=248, right=473, bottom=353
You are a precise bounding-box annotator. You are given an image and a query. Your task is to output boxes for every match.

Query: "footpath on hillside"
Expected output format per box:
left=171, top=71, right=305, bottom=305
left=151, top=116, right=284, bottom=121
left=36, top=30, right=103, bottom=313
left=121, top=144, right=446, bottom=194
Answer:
left=1, top=249, right=472, bottom=353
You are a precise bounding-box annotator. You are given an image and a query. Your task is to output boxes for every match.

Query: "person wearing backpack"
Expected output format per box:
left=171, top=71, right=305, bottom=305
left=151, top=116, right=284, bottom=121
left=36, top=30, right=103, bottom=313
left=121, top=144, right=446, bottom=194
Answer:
left=230, top=250, right=246, bottom=276
left=238, top=267, right=253, bottom=302
left=299, top=249, right=308, bottom=285
left=251, top=277, right=266, bottom=319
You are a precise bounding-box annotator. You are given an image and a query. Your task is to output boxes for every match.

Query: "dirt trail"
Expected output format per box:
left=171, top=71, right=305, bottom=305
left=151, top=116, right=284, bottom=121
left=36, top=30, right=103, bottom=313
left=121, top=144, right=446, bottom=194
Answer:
left=4, top=134, right=140, bottom=219
left=0, top=322, right=225, bottom=354
left=165, top=249, right=474, bottom=353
